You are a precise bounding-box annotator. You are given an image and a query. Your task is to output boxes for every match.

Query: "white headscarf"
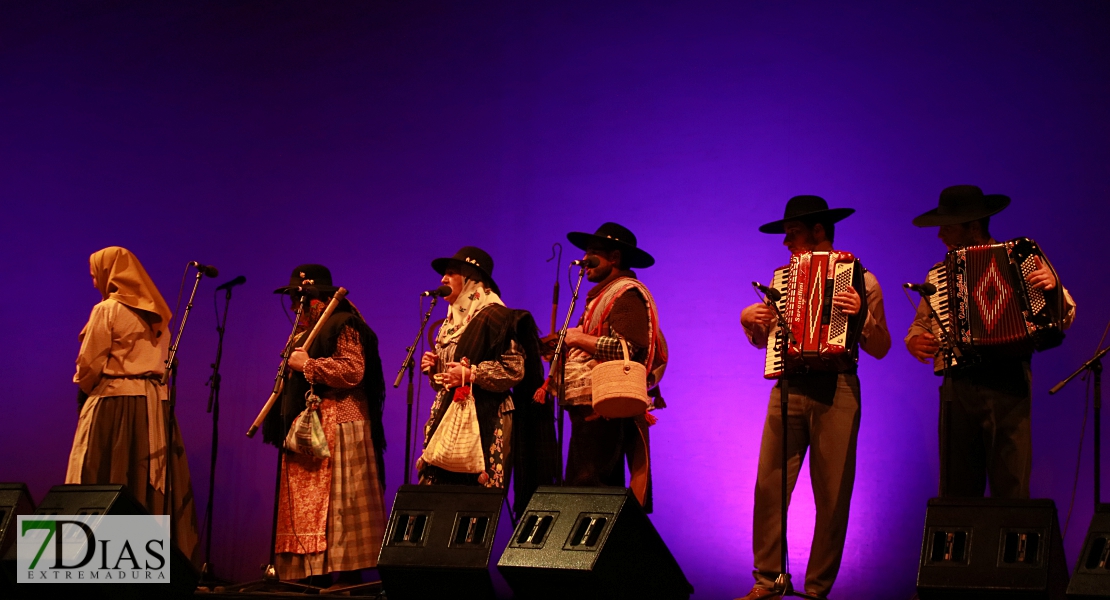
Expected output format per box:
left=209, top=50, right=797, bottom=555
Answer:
left=436, top=277, right=504, bottom=348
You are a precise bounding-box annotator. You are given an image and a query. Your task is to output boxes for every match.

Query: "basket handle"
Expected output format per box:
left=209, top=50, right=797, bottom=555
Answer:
left=619, top=338, right=631, bottom=369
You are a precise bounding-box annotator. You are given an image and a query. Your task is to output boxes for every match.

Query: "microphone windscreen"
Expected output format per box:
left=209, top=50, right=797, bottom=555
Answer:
left=204, top=265, right=220, bottom=278
left=435, top=284, right=452, bottom=297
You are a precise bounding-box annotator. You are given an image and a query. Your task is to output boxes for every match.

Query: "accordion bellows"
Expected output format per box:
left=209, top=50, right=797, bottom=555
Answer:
left=764, top=250, right=868, bottom=379
left=926, top=237, right=1066, bottom=372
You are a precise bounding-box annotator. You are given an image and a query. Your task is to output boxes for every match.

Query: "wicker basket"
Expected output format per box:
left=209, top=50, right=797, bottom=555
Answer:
left=591, top=338, right=650, bottom=418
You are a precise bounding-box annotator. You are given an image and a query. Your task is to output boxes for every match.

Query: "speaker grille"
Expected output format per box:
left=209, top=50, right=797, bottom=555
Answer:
left=387, top=512, right=431, bottom=547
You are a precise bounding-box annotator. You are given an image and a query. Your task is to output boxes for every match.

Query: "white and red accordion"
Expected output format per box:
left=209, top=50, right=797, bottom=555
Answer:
left=924, top=237, right=1067, bottom=372
left=764, top=250, right=868, bottom=379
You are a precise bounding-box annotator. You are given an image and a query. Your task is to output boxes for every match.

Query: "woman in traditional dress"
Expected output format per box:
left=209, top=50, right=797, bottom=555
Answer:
left=417, top=247, right=556, bottom=513
left=263, top=264, right=387, bottom=588
left=66, top=246, right=200, bottom=564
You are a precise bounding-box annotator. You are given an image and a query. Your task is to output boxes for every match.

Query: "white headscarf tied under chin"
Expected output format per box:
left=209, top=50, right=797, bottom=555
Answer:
left=436, top=278, right=504, bottom=348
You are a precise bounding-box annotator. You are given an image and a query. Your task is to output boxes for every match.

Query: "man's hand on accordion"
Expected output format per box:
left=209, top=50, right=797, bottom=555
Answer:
left=1025, top=256, right=1057, bottom=291
left=741, top=302, right=775, bottom=329
left=831, top=286, right=861, bottom=315
left=907, top=332, right=940, bottom=363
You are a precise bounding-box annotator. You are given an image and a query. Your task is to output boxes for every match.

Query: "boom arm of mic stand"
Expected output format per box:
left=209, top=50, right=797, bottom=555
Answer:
left=548, top=265, right=588, bottom=380
left=918, top=290, right=961, bottom=365
left=750, top=282, right=793, bottom=346
left=163, top=270, right=206, bottom=385
left=395, top=296, right=440, bottom=389
left=397, top=295, right=439, bottom=485
left=1050, top=345, right=1110, bottom=395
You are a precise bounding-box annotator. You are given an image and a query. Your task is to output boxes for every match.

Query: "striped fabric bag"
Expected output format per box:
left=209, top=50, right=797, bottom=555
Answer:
left=284, top=390, right=331, bottom=459
left=421, top=371, right=484, bottom=474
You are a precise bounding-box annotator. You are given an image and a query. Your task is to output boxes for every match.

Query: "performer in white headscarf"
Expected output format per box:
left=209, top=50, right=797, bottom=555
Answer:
left=418, top=246, right=557, bottom=517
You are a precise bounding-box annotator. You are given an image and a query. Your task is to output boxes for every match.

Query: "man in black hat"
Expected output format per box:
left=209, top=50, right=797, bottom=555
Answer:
left=737, top=196, right=890, bottom=600
left=264, top=264, right=388, bottom=587
left=905, top=185, right=1076, bottom=499
left=556, top=222, right=668, bottom=512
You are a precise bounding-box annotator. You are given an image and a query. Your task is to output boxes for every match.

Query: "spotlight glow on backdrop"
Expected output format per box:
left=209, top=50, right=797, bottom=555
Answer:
left=1, top=2, right=1108, bottom=597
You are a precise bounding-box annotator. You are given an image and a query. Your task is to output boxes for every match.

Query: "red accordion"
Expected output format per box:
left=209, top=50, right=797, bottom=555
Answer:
left=925, top=237, right=1066, bottom=372
left=764, top=250, right=868, bottom=379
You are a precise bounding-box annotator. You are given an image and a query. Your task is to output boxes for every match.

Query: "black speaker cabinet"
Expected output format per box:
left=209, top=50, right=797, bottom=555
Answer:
left=917, top=497, right=1068, bottom=600
left=1, top=484, right=197, bottom=600
left=1068, top=503, right=1110, bottom=599
left=0, top=484, right=34, bottom=558
left=497, top=486, right=692, bottom=600
left=378, top=484, right=506, bottom=600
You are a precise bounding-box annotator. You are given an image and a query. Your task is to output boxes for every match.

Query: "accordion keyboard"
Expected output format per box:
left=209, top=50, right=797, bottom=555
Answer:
left=763, top=266, right=791, bottom=379
left=925, top=263, right=961, bottom=373
left=925, top=264, right=950, bottom=326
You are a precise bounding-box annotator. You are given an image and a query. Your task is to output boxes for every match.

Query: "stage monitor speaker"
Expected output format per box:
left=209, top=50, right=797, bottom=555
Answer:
left=1068, top=503, right=1110, bottom=599
left=0, top=484, right=197, bottom=600
left=917, top=497, right=1068, bottom=600
left=497, top=486, right=693, bottom=600
left=378, top=484, right=506, bottom=600
left=0, top=484, right=34, bottom=559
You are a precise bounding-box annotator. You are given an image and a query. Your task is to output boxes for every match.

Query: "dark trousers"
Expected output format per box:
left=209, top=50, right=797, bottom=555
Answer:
left=752, top=372, right=861, bottom=598
left=940, top=359, right=1032, bottom=498
left=565, top=405, right=635, bottom=488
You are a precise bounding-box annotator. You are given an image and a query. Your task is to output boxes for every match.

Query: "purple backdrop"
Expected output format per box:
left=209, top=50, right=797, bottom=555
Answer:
left=2, top=2, right=1108, bottom=597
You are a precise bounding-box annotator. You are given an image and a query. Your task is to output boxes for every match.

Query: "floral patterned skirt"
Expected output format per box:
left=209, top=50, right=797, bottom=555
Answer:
left=275, top=409, right=385, bottom=578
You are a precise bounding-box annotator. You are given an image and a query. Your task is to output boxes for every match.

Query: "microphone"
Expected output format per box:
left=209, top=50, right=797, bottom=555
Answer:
left=294, top=285, right=320, bottom=299
left=215, top=275, right=246, bottom=291
left=420, top=285, right=452, bottom=297
left=571, top=256, right=600, bottom=268
left=904, top=282, right=937, bottom=296
left=752, top=281, right=782, bottom=302
left=191, top=261, right=219, bottom=278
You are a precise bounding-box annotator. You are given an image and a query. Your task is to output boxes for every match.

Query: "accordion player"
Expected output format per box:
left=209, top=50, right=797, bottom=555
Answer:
left=763, top=250, right=869, bottom=379
left=923, top=237, right=1069, bottom=372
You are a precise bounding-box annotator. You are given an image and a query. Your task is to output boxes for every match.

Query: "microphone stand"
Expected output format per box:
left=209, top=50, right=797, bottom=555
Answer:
left=751, top=283, right=820, bottom=600
left=199, top=284, right=234, bottom=585
left=1050, top=345, right=1109, bottom=508
left=914, top=287, right=962, bottom=497
left=548, top=263, right=589, bottom=484
left=395, top=294, right=441, bottom=485
left=546, top=243, right=564, bottom=482
left=161, top=268, right=205, bottom=556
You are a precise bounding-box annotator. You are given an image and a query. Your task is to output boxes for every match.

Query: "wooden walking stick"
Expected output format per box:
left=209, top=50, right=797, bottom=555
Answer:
left=246, top=287, right=348, bottom=438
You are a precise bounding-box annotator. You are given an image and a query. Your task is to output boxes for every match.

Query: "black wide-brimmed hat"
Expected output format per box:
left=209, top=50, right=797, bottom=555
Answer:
left=273, top=264, right=340, bottom=296
left=566, top=222, right=655, bottom=269
left=758, top=195, right=856, bottom=234
left=431, top=246, right=500, bottom=295
left=912, top=185, right=1011, bottom=227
